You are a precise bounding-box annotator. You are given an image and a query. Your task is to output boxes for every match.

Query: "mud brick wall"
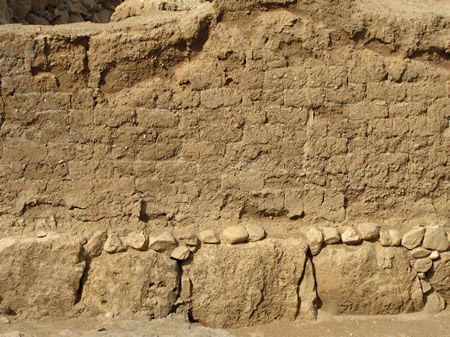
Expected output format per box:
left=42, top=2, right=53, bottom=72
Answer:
left=0, top=1, right=449, bottom=236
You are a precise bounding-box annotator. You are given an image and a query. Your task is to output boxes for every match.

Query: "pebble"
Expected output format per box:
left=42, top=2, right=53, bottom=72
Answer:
left=170, top=246, right=191, bottom=261
left=306, top=228, right=323, bottom=255
left=149, top=232, right=177, bottom=253
left=408, top=247, right=431, bottom=258
left=422, top=227, right=449, bottom=252
left=401, top=228, right=425, bottom=249
left=198, top=230, right=220, bottom=244
left=180, top=233, right=199, bottom=247
left=341, top=227, right=361, bottom=245
left=322, top=227, right=341, bottom=244
left=357, top=223, right=379, bottom=241
left=388, top=229, right=402, bottom=246
left=379, top=230, right=391, bottom=246
left=429, top=251, right=440, bottom=260
left=222, top=225, right=249, bottom=244
left=414, top=258, right=433, bottom=273
left=37, top=231, right=47, bottom=238
left=245, top=223, right=266, bottom=242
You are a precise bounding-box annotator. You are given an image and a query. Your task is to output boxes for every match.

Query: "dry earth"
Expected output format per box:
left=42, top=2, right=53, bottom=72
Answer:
left=0, top=0, right=449, bottom=335
left=1, top=310, right=450, bottom=337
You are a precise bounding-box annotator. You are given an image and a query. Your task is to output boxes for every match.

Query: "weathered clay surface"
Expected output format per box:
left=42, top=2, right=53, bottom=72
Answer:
left=0, top=0, right=449, bottom=328
left=0, top=0, right=448, bottom=238
left=314, top=243, right=424, bottom=315
left=182, top=238, right=308, bottom=328
left=428, top=252, right=450, bottom=304
left=0, top=234, right=85, bottom=317
left=81, top=249, right=179, bottom=318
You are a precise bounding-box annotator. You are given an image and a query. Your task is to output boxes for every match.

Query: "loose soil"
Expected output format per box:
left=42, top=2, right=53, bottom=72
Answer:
left=1, top=309, right=450, bottom=337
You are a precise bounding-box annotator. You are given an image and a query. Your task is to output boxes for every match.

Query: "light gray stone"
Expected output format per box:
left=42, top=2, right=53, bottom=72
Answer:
left=322, top=227, right=340, bottom=244
left=408, top=247, right=431, bottom=258
left=245, top=223, right=266, bottom=242
left=414, top=258, right=433, bottom=273
left=149, top=231, right=177, bottom=253
left=420, top=279, right=432, bottom=294
left=221, top=225, right=249, bottom=244
left=104, top=233, right=127, bottom=254
left=198, top=230, right=220, bottom=244
left=379, top=230, right=391, bottom=246
left=388, top=229, right=402, bottom=246
left=171, top=246, right=191, bottom=261
left=429, top=251, right=440, bottom=260
left=37, top=231, right=47, bottom=238
left=180, top=233, right=199, bottom=247
left=357, top=223, right=379, bottom=241
left=417, top=272, right=426, bottom=280
left=306, top=228, right=323, bottom=255
left=341, top=227, right=361, bottom=245
left=401, top=228, right=425, bottom=249
left=122, top=230, right=148, bottom=251
left=84, top=231, right=107, bottom=257
left=422, top=227, right=449, bottom=252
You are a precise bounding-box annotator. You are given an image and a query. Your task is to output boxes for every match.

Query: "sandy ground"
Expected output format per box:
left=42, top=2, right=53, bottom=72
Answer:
left=1, top=309, right=450, bottom=337
left=228, top=309, right=450, bottom=337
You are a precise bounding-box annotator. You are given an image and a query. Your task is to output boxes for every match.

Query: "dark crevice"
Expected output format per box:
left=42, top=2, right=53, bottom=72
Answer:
left=407, top=47, right=450, bottom=67
left=296, top=250, right=321, bottom=319
left=75, top=252, right=90, bottom=305
left=309, top=251, right=322, bottom=311
left=350, top=28, right=367, bottom=42
left=189, top=16, right=212, bottom=52
left=259, top=0, right=299, bottom=11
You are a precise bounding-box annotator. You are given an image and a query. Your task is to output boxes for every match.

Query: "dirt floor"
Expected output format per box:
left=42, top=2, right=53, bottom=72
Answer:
left=1, top=309, right=450, bottom=337
left=228, top=309, right=450, bottom=337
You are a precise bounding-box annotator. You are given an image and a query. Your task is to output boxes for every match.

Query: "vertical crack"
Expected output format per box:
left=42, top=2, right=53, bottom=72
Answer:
left=297, top=250, right=320, bottom=320
left=74, top=252, right=90, bottom=305
left=302, top=109, right=314, bottom=174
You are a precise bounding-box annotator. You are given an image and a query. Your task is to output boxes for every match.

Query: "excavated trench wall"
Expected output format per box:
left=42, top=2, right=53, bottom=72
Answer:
left=0, top=0, right=449, bottom=329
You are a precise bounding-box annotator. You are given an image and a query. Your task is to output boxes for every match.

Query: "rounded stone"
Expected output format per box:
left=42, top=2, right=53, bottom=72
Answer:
left=198, top=230, right=220, bottom=244
left=322, top=227, right=340, bottom=244
left=171, top=246, right=191, bottom=261
left=422, top=227, right=449, bottom=252
left=221, top=225, right=249, bottom=244
left=357, top=223, right=379, bottom=241
left=341, top=227, right=361, bottom=245
left=401, top=228, right=425, bottom=250
left=306, top=228, right=323, bottom=256
left=408, top=247, right=431, bottom=258
left=245, top=223, right=266, bottom=242
left=388, top=229, right=402, bottom=246
left=414, top=258, right=433, bottom=273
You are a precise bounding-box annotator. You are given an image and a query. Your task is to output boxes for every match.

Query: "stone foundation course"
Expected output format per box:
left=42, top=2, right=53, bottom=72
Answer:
left=0, top=223, right=448, bottom=327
